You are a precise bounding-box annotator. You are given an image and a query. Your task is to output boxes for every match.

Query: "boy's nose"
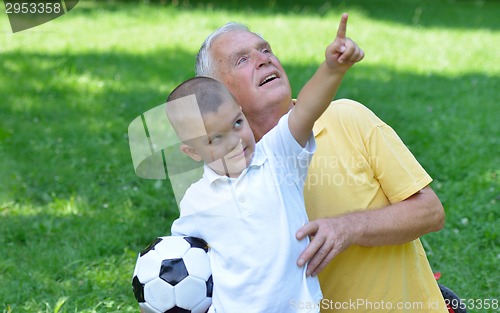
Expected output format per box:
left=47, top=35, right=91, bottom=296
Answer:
left=227, top=135, right=242, bottom=153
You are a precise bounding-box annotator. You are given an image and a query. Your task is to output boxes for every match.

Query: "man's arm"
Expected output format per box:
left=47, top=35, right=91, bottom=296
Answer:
left=296, top=185, right=445, bottom=276
left=288, top=13, right=364, bottom=146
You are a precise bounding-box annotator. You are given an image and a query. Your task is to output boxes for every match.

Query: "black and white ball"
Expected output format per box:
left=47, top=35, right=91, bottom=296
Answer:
left=132, top=236, right=213, bottom=313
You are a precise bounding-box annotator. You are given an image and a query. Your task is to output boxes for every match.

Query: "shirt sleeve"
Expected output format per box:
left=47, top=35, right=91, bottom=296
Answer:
left=261, top=112, right=316, bottom=187
left=366, top=123, right=432, bottom=204
left=170, top=215, right=201, bottom=237
left=265, top=112, right=316, bottom=159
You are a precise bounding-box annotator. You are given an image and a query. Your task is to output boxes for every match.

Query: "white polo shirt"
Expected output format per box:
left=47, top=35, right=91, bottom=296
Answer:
left=171, top=113, right=322, bottom=313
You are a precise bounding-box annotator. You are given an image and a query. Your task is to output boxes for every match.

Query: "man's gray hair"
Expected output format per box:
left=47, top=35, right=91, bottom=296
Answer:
left=195, top=22, right=263, bottom=78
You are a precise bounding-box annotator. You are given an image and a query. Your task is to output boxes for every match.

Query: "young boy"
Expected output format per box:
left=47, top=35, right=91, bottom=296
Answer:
left=168, top=14, right=363, bottom=313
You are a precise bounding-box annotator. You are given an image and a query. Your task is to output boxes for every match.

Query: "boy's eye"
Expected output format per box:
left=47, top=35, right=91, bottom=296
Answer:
left=234, top=119, right=243, bottom=128
left=209, top=135, right=222, bottom=144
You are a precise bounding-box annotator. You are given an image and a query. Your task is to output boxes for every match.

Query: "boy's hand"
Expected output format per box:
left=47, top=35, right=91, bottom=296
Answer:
left=325, top=13, right=364, bottom=72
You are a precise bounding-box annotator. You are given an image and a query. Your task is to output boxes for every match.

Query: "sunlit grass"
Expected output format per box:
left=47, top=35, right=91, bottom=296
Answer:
left=1, top=1, right=499, bottom=312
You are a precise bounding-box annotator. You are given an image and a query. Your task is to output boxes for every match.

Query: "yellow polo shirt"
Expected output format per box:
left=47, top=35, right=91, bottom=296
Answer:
left=304, top=99, right=447, bottom=312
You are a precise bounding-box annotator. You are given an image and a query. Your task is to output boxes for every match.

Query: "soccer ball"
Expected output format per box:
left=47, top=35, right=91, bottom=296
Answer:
left=132, top=236, right=213, bottom=313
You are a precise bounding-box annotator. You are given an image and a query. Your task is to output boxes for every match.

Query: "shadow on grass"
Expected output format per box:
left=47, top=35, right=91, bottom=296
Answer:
left=0, top=45, right=498, bottom=309
left=0, top=47, right=195, bottom=205
left=73, top=0, right=500, bottom=31
left=1, top=46, right=498, bottom=206
left=0, top=200, right=153, bottom=310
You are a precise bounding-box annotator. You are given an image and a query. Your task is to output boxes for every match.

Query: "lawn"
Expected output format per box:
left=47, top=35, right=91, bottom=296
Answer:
left=0, top=0, right=499, bottom=312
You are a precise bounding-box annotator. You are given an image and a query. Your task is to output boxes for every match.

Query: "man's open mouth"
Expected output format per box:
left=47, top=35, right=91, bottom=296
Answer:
left=259, top=74, right=278, bottom=86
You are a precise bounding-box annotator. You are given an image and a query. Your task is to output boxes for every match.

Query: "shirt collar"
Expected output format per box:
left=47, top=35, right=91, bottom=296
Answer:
left=203, top=164, right=225, bottom=185
left=313, top=118, right=325, bottom=137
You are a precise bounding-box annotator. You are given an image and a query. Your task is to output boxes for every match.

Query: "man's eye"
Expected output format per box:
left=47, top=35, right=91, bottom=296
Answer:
left=236, top=57, right=247, bottom=65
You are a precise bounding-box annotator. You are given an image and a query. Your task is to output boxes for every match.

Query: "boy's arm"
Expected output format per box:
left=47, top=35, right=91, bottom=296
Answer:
left=288, top=13, right=364, bottom=146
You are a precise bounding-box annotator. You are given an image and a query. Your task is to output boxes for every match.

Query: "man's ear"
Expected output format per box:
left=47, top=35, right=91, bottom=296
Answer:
left=180, top=143, right=203, bottom=162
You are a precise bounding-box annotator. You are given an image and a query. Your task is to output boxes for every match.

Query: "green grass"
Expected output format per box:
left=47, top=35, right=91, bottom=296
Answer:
left=1, top=0, right=499, bottom=312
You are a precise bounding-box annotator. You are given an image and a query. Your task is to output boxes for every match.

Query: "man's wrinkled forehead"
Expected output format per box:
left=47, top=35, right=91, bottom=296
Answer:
left=214, top=30, right=270, bottom=58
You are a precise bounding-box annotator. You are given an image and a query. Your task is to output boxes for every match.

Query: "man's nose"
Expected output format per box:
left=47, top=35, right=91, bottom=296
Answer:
left=254, top=50, right=271, bottom=69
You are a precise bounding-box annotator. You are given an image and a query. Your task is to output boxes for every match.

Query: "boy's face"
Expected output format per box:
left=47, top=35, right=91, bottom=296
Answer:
left=182, top=98, right=255, bottom=177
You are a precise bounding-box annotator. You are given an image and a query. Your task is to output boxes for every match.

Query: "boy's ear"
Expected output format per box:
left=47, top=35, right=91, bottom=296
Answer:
left=179, top=143, right=202, bottom=162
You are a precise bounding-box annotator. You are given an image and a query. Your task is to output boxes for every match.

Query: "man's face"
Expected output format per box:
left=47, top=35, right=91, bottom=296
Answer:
left=210, top=30, right=292, bottom=120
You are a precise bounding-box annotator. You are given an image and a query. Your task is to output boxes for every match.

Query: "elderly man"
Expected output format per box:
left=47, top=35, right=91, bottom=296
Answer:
left=195, top=17, right=447, bottom=312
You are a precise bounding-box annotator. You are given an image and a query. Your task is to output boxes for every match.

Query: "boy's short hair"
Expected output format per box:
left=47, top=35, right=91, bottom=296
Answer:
left=166, top=76, right=235, bottom=142
left=167, top=76, right=233, bottom=115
